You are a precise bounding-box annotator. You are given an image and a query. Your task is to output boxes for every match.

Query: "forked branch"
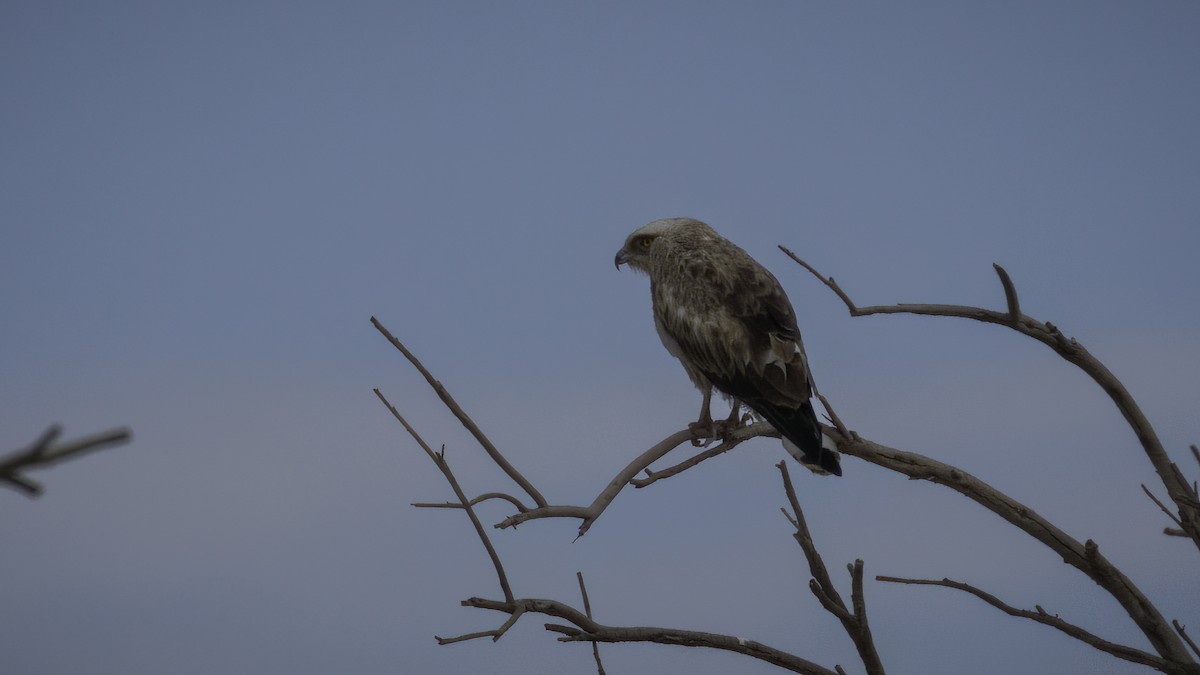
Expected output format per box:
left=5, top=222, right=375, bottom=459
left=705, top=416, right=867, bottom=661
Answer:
left=464, top=596, right=839, bottom=675
left=1, top=425, right=133, bottom=497
left=779, top=249, right=1200, bottom=554
left=374, top=388, right=513, bottom=604
left=779, top=461, right=885, bottom=675
left=827, top=428, right=1196, bottom=668
left=372, top=317, right=548, bottom=509
left=377, top=355, right=849, bottom=673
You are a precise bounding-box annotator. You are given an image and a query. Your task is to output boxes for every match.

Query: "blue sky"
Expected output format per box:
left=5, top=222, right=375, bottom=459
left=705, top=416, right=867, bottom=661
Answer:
left=2, top=2, right=1198, bottom=674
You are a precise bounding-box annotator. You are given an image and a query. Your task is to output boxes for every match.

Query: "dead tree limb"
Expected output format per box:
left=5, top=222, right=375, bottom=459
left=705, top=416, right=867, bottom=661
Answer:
left=576, top=572, right=606, bottom=675
left=380, top=316, right=1193, bottom=668
left=1175, top=621, right=1200, bottom=661
left=467, top=596, right=839, bottom=675
left=372, top=316, right=548, bottom=509
left=375, top=370, right=847, bottom=673
left=826, top=428, right=1196, bottom=670
left=780, top=248, right=1200, bottom=555
left=1, top=425, right=132, bottom=497
left=779, top=252, right=1198, bottom=671
left=876, top=575, right=1166, bottom=670
left=779, top=461, right=885, bottom=675
left=373, top=388, right=513, bottom=605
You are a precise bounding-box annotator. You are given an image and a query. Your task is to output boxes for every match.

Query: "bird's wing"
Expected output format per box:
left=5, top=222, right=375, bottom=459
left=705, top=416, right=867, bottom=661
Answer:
left=655, top=248, right=813, bottom=407
left=723, top=261, right=813, bottom=408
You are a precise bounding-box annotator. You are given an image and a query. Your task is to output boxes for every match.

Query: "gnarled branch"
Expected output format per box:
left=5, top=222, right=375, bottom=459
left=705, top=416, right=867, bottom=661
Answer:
left=779, top=461, right=886, bottom=675
left=780, top=248, right=1200, bottom=554
left=378, top=374, right=852, bottom=673
left=829, top=428, right=1195, bottom=667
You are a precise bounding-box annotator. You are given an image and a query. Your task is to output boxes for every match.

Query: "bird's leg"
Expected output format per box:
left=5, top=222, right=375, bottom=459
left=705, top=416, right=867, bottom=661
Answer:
left=688, top=386, right=717, bottom=447
left=714, top=400, right=745, bottom=439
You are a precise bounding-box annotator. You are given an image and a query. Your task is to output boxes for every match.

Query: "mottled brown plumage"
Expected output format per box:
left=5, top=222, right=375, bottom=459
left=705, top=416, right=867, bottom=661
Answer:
left=615, top=217, right=841, bottom=476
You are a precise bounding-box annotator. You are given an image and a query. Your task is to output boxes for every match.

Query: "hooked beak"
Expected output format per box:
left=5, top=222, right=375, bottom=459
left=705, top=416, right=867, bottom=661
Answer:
left=614, top=249, right=629, bottom=270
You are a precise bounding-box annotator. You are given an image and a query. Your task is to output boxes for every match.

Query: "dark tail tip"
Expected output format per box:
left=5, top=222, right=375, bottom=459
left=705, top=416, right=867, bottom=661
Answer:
left=820, top=451, right=843, bottom=477
left=762, top=400, right=843, bottom=477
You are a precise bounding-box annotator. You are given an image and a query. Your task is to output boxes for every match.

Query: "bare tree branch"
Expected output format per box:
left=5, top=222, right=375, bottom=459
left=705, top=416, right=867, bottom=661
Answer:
left=779, top=249, right=1200, bottom=554
left=372, top=316, right=548, bottom=509
left=462, top=596, right=839, bottom=675
left=373, top=388, right=514, bottom=604
left=577, top=572, right=606, bottom=675
left=383, top=329, right=1194, bottom=667
left=412, top=492, right=530, bottom=513
left=383, top=321, right=1194, bottom=669
left=829, top=428, right=1196, bottom=667
left=876, top=575, right=1166, bottom=671
left=630, top=425, right=755, bottom=487
left=779, top=461, right=886, bottom=675
left=992, top=262, right=1022, bottom=324
left=496, top=428, right=697, bottom=536
left=500, top=419, right=775, bottom=533
left=1, top=425, right=133, bottom=497
left=1175, top=621, right=1200, bottom=661
left=1145, top=484, right=1186, bottom=528
left=378, top=377, right=847, bottom=673
left=435, top=607, right=525, bottom=645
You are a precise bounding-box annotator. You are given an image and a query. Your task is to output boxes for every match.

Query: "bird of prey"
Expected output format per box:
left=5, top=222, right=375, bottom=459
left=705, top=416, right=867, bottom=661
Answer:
left=615, top=217, right=841, bottom=476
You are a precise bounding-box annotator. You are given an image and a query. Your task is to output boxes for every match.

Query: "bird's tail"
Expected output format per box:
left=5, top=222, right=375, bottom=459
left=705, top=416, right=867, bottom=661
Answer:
left=757, top=400, right=842, bottom=476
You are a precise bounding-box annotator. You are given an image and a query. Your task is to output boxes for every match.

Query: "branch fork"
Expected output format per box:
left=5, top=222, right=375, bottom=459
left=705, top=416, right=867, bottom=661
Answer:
left=1, top=424, right=132, bottom=497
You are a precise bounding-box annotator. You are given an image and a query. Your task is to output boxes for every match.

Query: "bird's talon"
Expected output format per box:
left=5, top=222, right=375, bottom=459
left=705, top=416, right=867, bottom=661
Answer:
left=688, top=421, right=717, bottom=447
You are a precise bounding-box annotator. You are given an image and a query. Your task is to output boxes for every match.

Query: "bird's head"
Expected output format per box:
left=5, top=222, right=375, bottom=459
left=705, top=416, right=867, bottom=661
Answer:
left=614, top=217, right=708, bottom=273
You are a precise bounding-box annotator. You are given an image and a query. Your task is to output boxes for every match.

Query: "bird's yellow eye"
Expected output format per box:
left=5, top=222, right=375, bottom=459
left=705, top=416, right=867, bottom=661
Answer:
left=639, top=236, right=654, bottom=249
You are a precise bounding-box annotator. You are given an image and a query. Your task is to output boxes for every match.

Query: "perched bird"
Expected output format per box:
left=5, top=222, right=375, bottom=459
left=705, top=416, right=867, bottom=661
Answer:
left=615, top=217, right=841, bottom=476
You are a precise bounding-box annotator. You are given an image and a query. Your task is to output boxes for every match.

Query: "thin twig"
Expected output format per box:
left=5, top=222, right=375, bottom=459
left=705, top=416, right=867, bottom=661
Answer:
left=1, top=425, right=133, bottom=497
left=1143, top=484, right=1185, bottom=528
left=779, top=246, right=859, bottom=313
left=372, top=316, right=548, bottom=508
left=876, top=575, right=1166, bottom=670
left=992, top=263, right=1021, bottom=324
left=1175, top=620, right=1200, bottom=660
left=778, top=462, right=844, bottom=608
left=374, top=388, right=514, bottom=604
left=436, top=608, right=524, bottom=645
left=577, top=572, right=606, bottom=675
left=412, top=492, right=530, bottom=513
left=815, top=393, right=853, bottom=440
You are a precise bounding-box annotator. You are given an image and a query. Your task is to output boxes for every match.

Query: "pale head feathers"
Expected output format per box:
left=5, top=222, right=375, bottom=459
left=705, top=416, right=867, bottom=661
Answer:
left=614, top=217, right=716, bottom=274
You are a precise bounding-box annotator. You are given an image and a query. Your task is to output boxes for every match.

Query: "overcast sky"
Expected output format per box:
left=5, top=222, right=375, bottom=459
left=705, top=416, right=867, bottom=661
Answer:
left=2, top=2, right=1199, bottom=674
